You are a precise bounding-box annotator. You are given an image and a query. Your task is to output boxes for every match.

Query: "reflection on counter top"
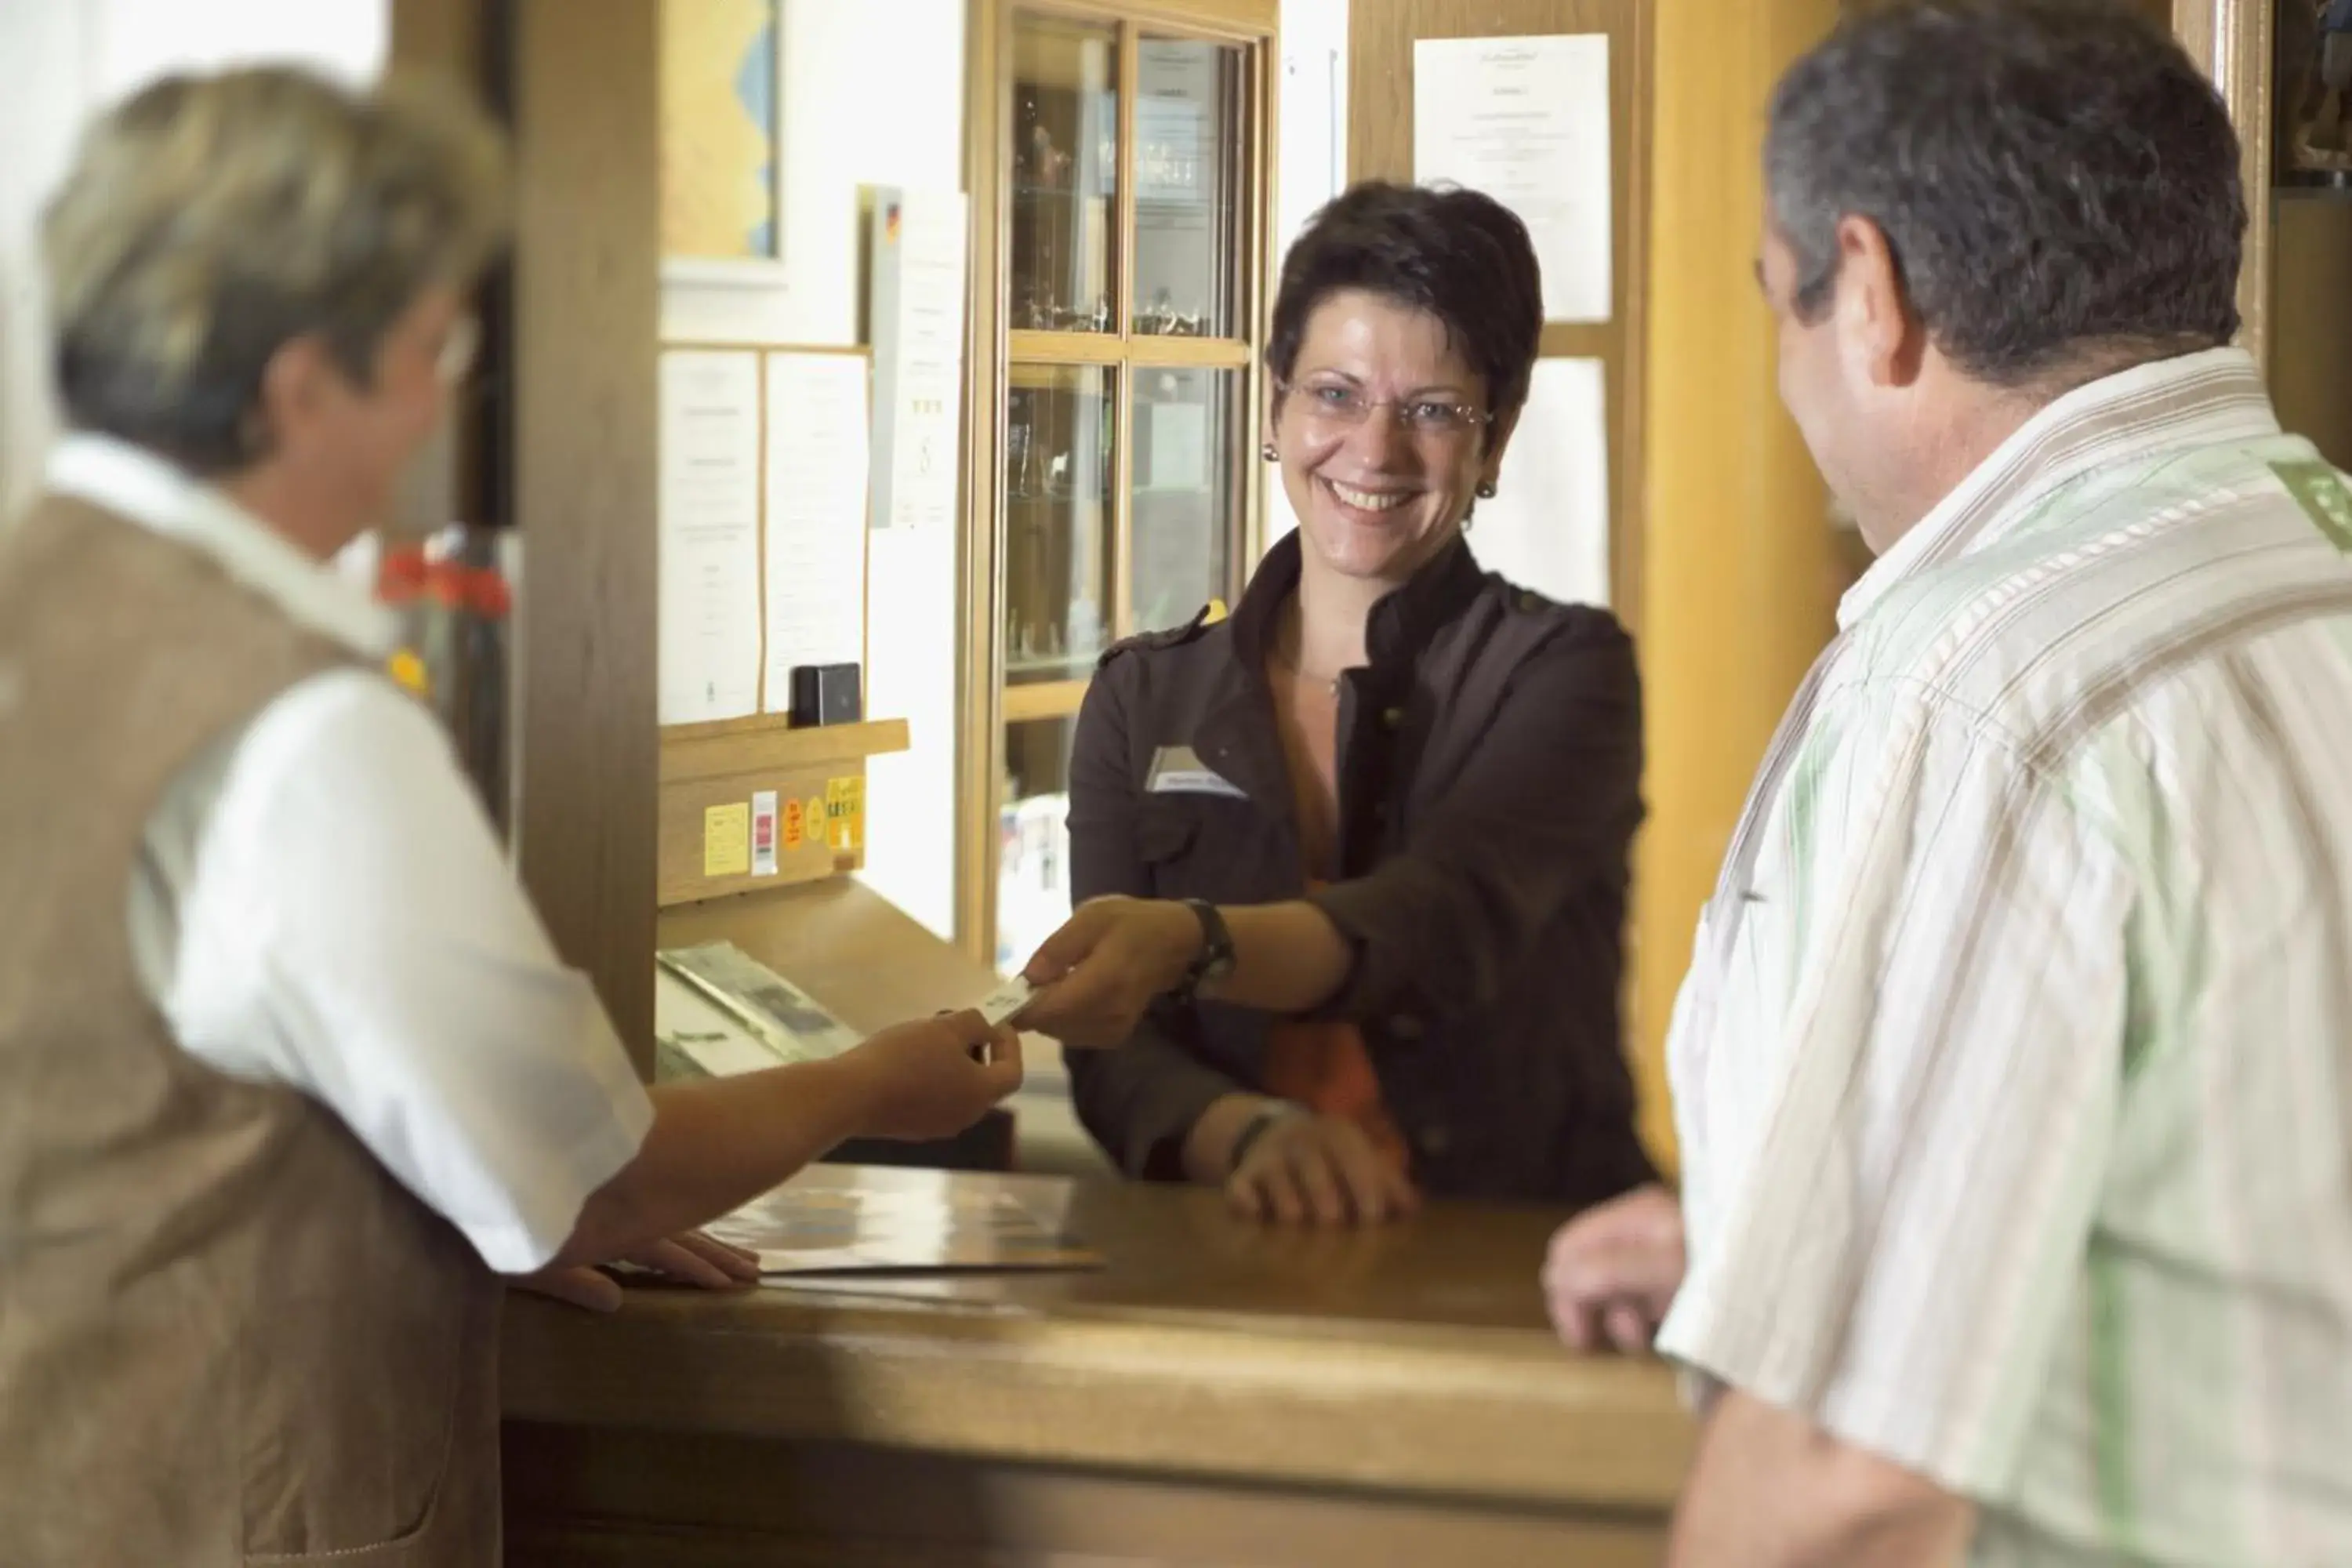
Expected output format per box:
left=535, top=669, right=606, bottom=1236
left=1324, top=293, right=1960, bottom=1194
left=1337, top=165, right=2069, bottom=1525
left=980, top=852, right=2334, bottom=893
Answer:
left=502, top=1167, right=1694, bottom=1568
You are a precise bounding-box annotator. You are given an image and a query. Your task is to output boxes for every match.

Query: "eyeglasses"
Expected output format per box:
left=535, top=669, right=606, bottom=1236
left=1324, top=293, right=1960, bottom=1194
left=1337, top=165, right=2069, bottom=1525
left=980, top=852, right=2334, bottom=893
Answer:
left=434, top=315, right=481, bottom=387
left=1278, top=379, right=1492, bottom=441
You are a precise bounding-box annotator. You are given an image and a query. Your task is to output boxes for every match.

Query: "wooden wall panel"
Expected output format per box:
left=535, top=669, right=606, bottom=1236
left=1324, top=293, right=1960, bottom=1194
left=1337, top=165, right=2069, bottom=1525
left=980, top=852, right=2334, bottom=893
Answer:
left=390, top=0, right=481, bottom=76
left=2173, top=0, right=2275, bottom=365
left=510, top=0, right=662, bottom=1073
left=1348, top=0, right=1650, bottom=624
left=1627, top=1, right=1842, bottom=1171
left=2270, top=199, right=2352, bottom=472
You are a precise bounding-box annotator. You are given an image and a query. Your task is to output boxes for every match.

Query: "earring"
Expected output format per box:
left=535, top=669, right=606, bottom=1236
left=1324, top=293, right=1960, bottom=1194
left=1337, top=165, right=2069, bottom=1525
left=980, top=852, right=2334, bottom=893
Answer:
left=1475, top=481, right=1497, bottom=500
left=1260, top=442, right=1278, bottom=463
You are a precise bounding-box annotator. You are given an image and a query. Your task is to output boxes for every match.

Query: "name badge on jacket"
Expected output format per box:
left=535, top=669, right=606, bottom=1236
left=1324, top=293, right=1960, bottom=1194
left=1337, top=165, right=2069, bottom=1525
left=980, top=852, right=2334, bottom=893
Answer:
left=1145, top=745, right=1247, bottom=800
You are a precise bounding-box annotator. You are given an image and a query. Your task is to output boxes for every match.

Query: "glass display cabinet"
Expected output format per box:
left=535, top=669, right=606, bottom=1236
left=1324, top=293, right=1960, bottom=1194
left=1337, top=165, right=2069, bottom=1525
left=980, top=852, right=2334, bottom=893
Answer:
left=963, top=0, right=1276, bottom=967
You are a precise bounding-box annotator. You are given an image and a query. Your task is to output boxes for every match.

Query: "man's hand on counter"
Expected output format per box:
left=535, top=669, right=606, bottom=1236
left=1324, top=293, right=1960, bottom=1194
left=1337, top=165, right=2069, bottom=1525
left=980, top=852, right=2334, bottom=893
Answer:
left=512, top=1229, right=761, bottom=1313
left=837, top=1010, right=1025, bottom=1141
left=1542, top=1183, right=1686, bottom=1355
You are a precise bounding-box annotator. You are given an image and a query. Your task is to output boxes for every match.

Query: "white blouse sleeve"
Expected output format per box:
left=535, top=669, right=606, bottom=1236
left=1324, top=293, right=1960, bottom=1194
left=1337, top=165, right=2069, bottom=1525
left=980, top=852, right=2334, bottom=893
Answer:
left=159, top=668, right=653, bottom=1274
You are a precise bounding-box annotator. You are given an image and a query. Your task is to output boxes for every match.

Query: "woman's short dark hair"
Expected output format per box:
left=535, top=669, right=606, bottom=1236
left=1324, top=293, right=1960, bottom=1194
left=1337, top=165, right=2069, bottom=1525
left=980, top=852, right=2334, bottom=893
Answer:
left=1767, top=0, right=2245, bottom=387
left=1266, top=180, right=1543, bottom=434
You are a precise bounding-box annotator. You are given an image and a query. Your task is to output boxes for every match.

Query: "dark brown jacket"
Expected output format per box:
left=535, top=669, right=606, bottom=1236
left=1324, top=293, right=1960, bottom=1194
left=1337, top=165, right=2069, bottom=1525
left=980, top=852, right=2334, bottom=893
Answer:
left=1065, top=531, right=1658, bottom=1207
left=0, top=497, right=502, bottom=1566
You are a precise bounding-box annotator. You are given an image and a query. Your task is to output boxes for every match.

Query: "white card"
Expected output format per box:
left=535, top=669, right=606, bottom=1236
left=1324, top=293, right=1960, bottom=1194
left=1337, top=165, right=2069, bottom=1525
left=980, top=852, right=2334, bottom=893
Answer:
left=975, top=976, right=1034, bottom=1028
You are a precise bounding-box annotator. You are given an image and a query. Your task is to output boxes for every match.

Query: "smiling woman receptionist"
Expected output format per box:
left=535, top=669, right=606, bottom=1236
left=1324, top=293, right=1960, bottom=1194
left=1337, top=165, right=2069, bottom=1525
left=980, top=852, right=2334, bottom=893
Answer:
left=1019, top=182, right=1657, bottom=1226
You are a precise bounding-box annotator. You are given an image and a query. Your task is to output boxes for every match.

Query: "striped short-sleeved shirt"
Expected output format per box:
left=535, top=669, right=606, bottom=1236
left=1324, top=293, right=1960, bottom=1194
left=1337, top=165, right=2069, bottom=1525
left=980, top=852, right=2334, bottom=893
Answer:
left=1656, top=348, right=2352, bottom=1566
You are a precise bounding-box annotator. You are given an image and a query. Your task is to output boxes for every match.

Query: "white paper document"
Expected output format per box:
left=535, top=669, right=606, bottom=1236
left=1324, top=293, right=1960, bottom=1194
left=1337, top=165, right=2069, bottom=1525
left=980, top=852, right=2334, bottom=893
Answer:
left=762, top=352, right=870, bottom=707
left=1468, top=357, right=1610, bottom=608
left=1136, top=41, right=1218, bottom=201
left=868, top=188, right=967, bottom=533
left=1413, top=34, right=1613, bottom=324
left=656, top=350, right=764, bottom=724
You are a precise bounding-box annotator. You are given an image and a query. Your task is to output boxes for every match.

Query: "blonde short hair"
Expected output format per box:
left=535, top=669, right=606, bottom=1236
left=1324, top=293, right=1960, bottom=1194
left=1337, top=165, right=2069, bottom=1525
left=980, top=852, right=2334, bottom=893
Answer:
left=42, top=67, right=510, bottom=475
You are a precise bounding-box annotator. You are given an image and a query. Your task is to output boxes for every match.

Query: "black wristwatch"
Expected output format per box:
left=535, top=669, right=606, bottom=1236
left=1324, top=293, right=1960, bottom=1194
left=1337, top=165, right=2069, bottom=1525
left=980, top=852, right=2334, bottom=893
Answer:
left=1171, top=898, right=1236, bottom=1005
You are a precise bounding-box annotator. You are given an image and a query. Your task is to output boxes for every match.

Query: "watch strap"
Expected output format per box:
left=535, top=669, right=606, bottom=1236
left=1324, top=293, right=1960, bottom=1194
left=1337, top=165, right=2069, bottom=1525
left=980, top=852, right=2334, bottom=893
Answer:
left=1225, top=1100, right=1298, bottom=1174
left=1173, top=898, right=1236, bottom=1004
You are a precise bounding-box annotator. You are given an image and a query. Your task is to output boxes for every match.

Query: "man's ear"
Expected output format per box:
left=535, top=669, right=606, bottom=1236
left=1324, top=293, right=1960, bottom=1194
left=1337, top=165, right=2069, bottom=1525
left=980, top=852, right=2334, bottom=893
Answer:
left=253, top=332, right=339, bottom=450
left=1830, top=215, right=1925, bottom=388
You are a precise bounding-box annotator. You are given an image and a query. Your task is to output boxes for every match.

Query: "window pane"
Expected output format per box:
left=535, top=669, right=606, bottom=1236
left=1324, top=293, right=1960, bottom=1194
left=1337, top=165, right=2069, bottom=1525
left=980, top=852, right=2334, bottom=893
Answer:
left=1128, top=366, right=1236, bottom=633
left=1007, top=365, right=1116, bottom=682
left=1132, top=38, right=1244, bottom=339
left=998, top=717, right=1076, bottom=973
left=1011, top=15, right=1119, bottom=332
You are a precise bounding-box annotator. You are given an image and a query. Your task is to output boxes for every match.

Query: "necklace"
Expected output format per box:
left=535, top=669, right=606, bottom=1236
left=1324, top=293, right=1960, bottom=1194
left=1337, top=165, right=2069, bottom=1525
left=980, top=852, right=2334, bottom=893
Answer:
left=1272, top=626, right=1351, bottom=695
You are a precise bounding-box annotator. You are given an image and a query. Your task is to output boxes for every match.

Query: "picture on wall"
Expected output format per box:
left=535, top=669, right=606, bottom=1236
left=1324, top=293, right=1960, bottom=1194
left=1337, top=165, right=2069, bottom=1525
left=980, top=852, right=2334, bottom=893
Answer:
left=660, top=0, right=782, bottom=259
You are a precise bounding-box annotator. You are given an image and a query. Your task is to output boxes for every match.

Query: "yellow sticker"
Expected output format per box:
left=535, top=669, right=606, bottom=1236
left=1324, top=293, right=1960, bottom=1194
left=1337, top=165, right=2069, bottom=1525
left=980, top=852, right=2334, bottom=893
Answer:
left=702, top=802, right=750, bottom=877
left=825, top=776, right=866, bottom=851
left=782, top=796, right=806, bottom=851
left=804, top=795, right=826, bottom=847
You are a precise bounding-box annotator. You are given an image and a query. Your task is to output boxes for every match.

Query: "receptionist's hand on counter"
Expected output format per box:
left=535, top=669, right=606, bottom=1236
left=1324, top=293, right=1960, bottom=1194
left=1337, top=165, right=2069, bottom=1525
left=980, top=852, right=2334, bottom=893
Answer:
left=1542, top=1184, right=1684, bottom=1355
left=1208, top=1101, right=1420, bottom=1227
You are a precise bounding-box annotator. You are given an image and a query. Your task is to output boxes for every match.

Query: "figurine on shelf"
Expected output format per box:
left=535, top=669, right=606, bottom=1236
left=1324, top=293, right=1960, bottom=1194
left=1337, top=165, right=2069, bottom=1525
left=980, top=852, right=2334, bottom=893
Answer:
left=1014, top=93, right=1043, bottom=183
left=1007, top=419, right=1034, bottom=499
left=1091, top=295, right=1112, bottom=333
left=1029, top=122, right=1072, bottom=189
left=1016, top=285, right=1055, bottom=332
left=1140, top=287, right=1178, bottom=336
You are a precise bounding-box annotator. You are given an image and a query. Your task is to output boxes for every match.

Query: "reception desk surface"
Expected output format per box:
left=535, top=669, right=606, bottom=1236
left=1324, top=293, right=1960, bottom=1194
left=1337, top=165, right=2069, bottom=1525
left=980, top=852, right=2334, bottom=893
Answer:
left=503, top=1165, right=1694, bottom=1567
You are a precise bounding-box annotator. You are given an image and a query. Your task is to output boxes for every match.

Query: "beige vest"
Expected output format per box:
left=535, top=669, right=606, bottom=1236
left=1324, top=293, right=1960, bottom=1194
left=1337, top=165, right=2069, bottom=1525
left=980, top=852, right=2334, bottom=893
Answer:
left=0, top=496, right=502, bottom=1566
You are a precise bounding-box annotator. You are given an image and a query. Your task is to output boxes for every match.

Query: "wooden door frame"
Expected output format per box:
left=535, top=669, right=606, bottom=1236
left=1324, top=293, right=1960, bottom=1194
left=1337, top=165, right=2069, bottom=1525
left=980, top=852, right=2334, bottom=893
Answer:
left=393, top=0, right=662, bottom=1074
left=956, top=0, right=1281, bottom=962
left=2173, top=0, right=2275, bottom=367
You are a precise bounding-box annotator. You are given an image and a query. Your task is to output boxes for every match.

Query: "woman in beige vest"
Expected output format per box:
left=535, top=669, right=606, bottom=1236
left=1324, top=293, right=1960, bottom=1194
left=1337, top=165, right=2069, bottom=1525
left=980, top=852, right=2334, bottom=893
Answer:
left=0, top=68, right=1018, bottom=1566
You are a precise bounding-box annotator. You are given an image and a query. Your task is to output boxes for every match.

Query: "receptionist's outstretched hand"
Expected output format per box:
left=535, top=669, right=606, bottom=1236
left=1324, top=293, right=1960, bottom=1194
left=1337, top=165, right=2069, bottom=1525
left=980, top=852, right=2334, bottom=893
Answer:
left=1018, top=896, right=1202, bottom=1048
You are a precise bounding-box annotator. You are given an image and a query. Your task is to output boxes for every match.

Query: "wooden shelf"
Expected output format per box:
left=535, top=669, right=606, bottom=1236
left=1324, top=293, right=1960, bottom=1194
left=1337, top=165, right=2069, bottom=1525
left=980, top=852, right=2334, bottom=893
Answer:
left=1012, top=329, right=1128, bottom=365
left=1004, top=678, right=1091, bottom=724
left=1011, top=330, right=1253, bottom=368
left=660, top=717, right=910, bottom=786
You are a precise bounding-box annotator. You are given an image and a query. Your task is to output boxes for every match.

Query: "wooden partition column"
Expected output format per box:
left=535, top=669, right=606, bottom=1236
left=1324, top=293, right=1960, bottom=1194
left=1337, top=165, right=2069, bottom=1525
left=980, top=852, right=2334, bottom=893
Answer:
left=393, top=0, right=662, bottom=1073
left=1630, top=0, right=1841, bottom=1170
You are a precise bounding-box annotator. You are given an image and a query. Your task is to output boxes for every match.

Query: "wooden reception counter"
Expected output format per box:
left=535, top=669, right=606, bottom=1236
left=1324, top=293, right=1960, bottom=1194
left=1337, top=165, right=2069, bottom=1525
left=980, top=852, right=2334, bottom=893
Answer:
left=501, top=1167, right=1695, bottom=1566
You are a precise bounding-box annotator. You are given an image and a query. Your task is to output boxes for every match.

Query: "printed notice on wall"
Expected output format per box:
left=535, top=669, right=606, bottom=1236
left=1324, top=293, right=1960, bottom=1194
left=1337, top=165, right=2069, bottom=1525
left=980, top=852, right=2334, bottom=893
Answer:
left=762, top=352, right=869, bottom=710
left=656, top=350, right=764, bottom=724
left=1412, top=35, right=1612, bottom=324
left=1467, top=358, right=1610, bottom=608
left=867, top=187, right=967, bottom=533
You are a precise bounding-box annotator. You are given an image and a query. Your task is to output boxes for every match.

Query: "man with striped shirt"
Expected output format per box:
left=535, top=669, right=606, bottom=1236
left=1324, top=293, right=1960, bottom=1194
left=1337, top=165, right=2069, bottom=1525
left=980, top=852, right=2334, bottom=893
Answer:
left=1544, top=2, right=2352, bottom=1563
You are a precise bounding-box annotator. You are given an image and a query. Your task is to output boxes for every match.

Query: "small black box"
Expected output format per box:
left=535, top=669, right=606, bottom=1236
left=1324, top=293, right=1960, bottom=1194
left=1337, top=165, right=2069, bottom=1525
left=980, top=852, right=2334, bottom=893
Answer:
left=788, top=663, right=863, bottom=727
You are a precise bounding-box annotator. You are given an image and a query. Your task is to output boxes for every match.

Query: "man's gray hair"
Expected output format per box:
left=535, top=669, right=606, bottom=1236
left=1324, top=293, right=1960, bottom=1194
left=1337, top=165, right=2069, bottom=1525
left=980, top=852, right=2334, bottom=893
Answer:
left=42, top=67, right=510, bottom=475
left=1766, top=0, right=2245, bottom=389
